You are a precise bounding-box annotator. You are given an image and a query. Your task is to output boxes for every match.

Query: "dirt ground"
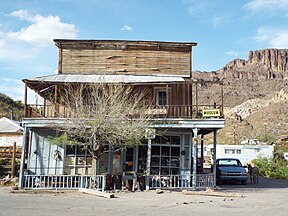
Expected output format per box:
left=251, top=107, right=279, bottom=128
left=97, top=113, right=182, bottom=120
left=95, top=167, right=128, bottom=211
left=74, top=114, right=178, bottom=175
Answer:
left=0, top=176, right=287, bottom=216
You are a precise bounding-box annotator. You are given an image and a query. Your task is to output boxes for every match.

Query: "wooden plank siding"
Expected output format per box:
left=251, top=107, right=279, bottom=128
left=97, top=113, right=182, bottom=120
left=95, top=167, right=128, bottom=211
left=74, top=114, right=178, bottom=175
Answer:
left=60, top=49, right=191, bottom=75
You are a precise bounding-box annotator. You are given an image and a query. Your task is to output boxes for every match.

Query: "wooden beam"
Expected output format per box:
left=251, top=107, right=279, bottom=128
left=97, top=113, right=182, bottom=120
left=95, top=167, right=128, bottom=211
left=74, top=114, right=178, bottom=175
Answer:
left=78, top=188, right=115, bottom=198
left=58, top=48, right=63, bottom=74
left=11, top=142, right=16, bottom=178
left=24, top=83, right=28, bottom=117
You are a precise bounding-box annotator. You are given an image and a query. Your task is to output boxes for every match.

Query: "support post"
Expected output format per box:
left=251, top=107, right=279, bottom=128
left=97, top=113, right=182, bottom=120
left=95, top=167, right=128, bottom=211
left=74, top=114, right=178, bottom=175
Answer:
left=11, top=141, right=16, bottom=178
left=221, top=84, right=224, bottom=117
left=19, top=127, right=28, bottom=189
left=145, top=129, right=155, bottom=191
left=200, top=134, right=204, bottom=174
left=146, top=138, right=151, bottom=190
left=108, top=145, right=113, bottom=173
left=195, top=83, right=199, bottom=117
left=213, top=129, right=217, bottom=188
left=192, top=127, right=199, bottom=190
left=24, top=83, right=28, bottom=117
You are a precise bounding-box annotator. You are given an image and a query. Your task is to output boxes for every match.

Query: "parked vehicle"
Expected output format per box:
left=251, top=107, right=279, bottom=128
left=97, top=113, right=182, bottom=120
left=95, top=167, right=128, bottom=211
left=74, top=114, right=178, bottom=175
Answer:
left=216, top=158, right=248, bottom=185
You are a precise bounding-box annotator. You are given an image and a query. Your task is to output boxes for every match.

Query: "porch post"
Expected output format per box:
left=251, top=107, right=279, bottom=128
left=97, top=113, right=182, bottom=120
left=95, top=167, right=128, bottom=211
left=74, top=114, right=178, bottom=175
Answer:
left=145, top=138, right=151, bottom=190
left=192, top=127, right=199, bottom=190
left=133, top=146, right=139, bottom=173
left=24, top=83, right=27, bottom=117
left=200, top=134, right=204, bottom=174
left=213, top=129, right=217, bottom=188
left=108, top=145, right=113, bottom=173
left=19, top=126, right=28, bottom=189
left=145, top=129, right=155, bottom=190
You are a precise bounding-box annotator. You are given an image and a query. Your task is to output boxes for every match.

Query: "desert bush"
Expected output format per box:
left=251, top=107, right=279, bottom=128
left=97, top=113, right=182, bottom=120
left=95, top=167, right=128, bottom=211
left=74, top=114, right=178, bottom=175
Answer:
left=252, top=145, right=288, bottom=179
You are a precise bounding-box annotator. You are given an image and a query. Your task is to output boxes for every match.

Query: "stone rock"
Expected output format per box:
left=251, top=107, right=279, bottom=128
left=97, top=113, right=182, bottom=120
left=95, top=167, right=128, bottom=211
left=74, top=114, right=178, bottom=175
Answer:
left=219, top=49, right=288, bottom=80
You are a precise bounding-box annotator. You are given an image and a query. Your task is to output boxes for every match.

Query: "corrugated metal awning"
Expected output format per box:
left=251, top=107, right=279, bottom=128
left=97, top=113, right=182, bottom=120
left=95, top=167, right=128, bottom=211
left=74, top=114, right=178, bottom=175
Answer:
left=23, top=74, right=195, bottom=98
left=23, top=74, right=193, bottom=84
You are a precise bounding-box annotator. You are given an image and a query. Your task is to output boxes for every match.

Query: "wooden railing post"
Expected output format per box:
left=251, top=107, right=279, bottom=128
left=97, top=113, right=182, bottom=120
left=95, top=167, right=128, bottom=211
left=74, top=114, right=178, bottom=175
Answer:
left=24, top=83, right=28, bottom=117
left=11, top=142, right=16, bottom=178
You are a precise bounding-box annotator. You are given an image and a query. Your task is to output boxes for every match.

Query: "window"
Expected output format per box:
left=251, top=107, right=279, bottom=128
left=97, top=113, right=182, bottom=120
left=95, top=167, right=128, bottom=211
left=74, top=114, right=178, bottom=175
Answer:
left=150, top=135, right=180, bottom=175
left=236, top=150, right=241, bottom=154
left=155, top=88, right=168, bottom=106
left=225, top=149, right=235, bottom=154
left=65, top=145, right=92, bottom=175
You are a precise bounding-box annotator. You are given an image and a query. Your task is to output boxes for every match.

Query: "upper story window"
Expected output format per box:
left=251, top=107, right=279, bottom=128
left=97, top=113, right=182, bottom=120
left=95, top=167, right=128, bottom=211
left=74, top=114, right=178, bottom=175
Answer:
left=154, top=88, right=168, bottom=106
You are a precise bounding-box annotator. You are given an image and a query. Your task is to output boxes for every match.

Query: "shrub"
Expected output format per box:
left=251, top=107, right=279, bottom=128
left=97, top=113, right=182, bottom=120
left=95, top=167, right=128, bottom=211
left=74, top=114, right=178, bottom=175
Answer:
left=252, top=145, right=288, bottom=179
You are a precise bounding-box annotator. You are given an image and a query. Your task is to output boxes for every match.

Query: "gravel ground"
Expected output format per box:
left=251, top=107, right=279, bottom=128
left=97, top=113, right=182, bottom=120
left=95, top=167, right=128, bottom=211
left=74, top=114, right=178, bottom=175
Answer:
left=0, top=176, right=287, bottom=216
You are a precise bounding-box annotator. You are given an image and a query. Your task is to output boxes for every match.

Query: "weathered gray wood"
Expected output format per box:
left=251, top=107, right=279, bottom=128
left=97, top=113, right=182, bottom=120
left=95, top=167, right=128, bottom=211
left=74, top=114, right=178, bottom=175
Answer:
left=78, top=188, right=115, bottom=198
left=182, top=190, right=244, bottom=198
left=60, top=48, right=191, bottom=75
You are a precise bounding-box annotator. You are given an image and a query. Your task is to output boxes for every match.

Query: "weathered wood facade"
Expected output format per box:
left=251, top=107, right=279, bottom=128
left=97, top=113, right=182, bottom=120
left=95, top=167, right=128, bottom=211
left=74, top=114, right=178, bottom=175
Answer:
left=20, top=40, right=225, bottom=191
left=55, top=40, right=195, bottom=76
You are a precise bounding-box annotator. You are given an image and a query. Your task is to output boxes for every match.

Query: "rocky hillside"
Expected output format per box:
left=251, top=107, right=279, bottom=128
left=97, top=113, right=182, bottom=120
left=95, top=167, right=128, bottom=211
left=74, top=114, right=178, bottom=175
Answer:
left=0, top=93, right=24, bottom=121
left=193, top=48, right=288, bottom=144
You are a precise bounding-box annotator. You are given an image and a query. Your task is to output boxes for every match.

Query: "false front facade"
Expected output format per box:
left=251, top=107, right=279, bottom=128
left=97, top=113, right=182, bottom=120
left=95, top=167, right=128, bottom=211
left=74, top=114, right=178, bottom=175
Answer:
left=20, top=40, right=225, bottom=190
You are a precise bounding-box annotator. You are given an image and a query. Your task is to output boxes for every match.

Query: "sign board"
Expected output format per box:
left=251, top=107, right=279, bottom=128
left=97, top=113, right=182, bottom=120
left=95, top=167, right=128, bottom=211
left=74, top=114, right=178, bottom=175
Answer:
left=202, top=109, right=221, bottom=117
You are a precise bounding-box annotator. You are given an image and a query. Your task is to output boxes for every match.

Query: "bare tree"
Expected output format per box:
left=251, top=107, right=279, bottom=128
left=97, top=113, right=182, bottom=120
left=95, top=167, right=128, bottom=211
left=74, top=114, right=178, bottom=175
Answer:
left=49, top=83, right=152, bottom=174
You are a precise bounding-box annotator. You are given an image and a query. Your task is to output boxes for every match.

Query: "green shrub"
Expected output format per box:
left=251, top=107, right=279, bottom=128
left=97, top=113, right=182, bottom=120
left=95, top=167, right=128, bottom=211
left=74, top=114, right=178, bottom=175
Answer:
left=252, top=145, right=288, bottom=179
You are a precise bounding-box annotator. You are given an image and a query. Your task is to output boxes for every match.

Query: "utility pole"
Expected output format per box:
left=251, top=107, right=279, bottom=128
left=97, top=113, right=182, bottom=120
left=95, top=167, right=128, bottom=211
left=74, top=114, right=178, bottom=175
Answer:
left=264, top=123, right=267, bottom=142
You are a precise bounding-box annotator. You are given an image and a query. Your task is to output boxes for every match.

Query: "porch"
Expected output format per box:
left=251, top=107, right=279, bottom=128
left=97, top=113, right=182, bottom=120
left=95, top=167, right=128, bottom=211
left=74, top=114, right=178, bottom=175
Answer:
left=23, top=74, right=224, bottom=120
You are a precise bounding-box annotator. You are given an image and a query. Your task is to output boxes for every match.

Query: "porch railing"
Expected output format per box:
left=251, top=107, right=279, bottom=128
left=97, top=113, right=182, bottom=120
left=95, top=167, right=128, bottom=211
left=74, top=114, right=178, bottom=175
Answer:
left=23, top=175, right=106, bottom=191
left=149, top=173, right=214, bottom=189
left=24, top=104, right=223, bottom=119
left=22, top=174, right=214, bottom=190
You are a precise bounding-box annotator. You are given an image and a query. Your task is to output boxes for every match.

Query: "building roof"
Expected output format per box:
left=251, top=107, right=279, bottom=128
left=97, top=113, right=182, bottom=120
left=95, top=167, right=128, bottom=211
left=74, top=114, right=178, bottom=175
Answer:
left=24, top=73, right=192, bottom=84
left=53, top=39, right=197, bottom=51
left=0, top=117, right=23, bottom=133
left=23, top=73, right=195, bottom=99
left=23, top=73, right=222, bottom=99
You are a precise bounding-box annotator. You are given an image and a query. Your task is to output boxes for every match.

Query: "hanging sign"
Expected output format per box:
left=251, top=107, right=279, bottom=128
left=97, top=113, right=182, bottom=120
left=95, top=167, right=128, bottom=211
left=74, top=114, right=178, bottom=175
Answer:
left=202, top=109, right=221, bottom=117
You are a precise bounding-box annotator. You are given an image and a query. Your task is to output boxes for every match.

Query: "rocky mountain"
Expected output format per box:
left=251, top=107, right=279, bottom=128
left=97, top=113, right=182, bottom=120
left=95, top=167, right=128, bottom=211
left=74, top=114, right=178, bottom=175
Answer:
left=193, top=48, right=288, bottom=144
left=219, top=49, right=288, bottom=79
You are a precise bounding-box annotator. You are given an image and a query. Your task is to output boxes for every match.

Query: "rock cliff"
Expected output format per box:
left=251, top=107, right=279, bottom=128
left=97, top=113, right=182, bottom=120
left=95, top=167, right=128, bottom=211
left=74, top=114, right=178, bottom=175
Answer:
left=218, top=49, right=288, bottom=79
left=192, top=49, right=288, bottom=144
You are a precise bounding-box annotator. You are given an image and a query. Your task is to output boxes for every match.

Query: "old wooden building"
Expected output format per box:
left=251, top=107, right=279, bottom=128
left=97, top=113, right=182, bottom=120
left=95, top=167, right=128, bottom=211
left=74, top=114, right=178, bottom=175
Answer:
left=20, top=40, right=225, bottom=190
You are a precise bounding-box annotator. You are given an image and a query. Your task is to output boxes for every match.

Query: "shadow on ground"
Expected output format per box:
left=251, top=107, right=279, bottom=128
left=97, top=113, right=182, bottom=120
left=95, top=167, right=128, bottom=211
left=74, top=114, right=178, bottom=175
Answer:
left=218, top=176, right=288, bottom=190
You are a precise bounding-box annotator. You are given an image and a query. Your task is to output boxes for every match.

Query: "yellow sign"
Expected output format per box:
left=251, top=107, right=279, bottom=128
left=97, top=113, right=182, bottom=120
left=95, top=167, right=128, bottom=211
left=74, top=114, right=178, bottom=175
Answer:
left=202, top=109, right=221, bottom=117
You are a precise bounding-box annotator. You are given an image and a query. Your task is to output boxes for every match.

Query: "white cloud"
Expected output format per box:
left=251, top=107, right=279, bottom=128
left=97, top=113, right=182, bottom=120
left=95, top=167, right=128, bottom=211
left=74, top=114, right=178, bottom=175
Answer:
left=0, top=10, right=78, bottom=60
left=255, top=27, right=288, bottom=48
left=0, top=78, right=24, bottom=102
left=120, top=25, right=133, bottom=31
left=0, top=78, right=38, bottom=103
left=0, top=10, right=78, bottom=101
left=182, top=0, right=208, bottom=16
left=212, top=16, right=222, bottom=27
left=243, top=0, right=288, bottom=12
left=7, top=10, right=78, bottom=47
left=226, top=50, right=239, bottom=58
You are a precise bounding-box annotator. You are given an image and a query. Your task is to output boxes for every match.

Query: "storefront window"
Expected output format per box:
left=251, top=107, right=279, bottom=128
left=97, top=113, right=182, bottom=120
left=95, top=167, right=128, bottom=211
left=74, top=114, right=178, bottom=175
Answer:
left=150, top=135, right=180, bottom=175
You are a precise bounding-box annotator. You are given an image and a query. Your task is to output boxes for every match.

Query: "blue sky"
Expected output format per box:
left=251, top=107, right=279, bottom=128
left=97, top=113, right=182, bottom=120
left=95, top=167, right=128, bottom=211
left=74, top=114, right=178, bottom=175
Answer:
left=1, top=0, right=288, bottom=102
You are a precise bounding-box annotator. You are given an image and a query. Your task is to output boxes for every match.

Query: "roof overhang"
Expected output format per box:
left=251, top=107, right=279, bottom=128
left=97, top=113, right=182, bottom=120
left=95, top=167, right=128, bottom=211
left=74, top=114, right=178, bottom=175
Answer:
left=53, top=39, right=197, bottom=51
left=23, top=73, right=223, bottom=99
